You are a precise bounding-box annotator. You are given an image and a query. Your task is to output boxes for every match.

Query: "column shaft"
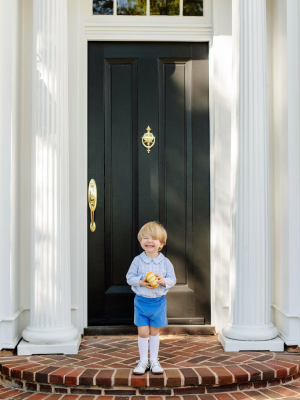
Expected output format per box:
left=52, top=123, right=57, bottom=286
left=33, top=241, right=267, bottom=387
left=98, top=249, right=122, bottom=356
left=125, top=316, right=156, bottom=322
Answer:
left=22, top=0, right=78, bottom=346
left=223, top=0, right=278, bottom=341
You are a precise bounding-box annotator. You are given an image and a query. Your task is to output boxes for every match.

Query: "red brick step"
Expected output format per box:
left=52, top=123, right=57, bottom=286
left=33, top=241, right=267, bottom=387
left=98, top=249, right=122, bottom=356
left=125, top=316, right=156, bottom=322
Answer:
left=0, top=336, right=300, bottom=397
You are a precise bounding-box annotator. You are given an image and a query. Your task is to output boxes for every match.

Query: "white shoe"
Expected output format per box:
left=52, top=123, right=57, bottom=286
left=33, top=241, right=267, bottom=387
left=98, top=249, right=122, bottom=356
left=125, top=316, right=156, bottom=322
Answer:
left=150, top=359, right=164, bottom=374
left=133, top=359, right=149, bottom=375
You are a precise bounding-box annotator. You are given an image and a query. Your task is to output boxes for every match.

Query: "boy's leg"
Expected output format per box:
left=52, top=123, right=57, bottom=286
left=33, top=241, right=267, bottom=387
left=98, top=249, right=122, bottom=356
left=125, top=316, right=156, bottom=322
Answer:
left=133, top=326, right=150, bottom=375
left=149, top=326, right=163, bottom=374
left=149, top=326, right=160, bottom=361
left=138, top=326, right=150, bottom=360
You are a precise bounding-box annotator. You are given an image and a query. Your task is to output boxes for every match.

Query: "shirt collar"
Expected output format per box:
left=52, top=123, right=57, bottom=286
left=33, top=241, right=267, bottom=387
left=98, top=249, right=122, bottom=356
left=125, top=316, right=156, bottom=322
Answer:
left=140, top=252, right=164, bottom=264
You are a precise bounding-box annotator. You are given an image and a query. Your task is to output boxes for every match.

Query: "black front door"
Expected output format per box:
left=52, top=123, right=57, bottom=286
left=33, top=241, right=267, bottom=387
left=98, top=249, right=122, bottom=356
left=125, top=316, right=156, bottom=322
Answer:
left=88, top=42, right=210, bottom=326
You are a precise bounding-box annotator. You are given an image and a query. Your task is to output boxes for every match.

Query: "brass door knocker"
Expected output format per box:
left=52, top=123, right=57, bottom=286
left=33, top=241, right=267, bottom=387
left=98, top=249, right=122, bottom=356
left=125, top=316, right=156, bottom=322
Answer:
left=142, top=126, right=155, bottom=153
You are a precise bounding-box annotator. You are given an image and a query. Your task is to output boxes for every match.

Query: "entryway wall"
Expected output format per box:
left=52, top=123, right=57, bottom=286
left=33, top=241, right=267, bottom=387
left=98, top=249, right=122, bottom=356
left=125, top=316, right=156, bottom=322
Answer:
left=269, top=0, right=300, bottom=346
left=1, top=0, right=298, bottom=351
left=0, top=0, right=23, bottom=350
left=16, top=0, right=233, bottom=342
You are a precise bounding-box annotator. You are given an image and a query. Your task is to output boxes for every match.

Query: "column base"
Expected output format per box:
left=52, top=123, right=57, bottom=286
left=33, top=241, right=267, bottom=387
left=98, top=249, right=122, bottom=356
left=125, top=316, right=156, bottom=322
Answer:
left=218, top=332, right=284, bottom=352
left=17, top=333, right=81, bottom=355
left=22, top=324, right=79, bottom=344
left=223, top=322, right=278, bottom=341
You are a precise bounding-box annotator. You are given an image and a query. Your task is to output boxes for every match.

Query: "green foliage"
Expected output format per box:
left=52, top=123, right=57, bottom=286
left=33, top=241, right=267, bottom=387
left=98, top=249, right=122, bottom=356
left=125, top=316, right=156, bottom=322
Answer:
left=183, top=0, right=203, bottom=16
left=93, top=0, right=113, bottom=15
left=150, top=0, right=179, bottom=15
left=93, top=0, right=203, bottom=16
left=117, top=0, right=146, bottom=14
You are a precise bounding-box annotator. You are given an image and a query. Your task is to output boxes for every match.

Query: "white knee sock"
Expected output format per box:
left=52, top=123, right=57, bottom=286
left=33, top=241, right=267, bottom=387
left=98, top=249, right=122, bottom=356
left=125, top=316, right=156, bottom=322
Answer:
left=138, top=336, right=149, bottom=361
left=149, top=334, right=160, bottom=361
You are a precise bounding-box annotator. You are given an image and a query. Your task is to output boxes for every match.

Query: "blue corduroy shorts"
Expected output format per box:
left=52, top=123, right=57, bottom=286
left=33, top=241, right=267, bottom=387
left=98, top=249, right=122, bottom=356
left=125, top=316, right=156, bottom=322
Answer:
left=134, top=295, right=168, bottom=328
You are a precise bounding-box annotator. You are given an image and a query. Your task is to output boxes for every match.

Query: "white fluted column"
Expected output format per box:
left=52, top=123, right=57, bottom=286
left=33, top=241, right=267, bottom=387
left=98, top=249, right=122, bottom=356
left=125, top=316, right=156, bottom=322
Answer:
left=18, top=0, right=80, bottom=355
left=219, top=0, right=283, bottom=351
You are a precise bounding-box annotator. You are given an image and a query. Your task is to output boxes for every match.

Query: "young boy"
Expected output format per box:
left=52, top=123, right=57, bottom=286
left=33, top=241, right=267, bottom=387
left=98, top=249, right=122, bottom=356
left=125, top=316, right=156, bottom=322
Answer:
left=126, top=222, right=176, bottom=375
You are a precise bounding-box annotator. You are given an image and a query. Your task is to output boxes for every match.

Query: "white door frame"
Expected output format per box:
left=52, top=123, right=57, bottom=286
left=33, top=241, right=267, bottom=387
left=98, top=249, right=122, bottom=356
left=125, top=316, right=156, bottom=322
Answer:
left=76, top=0, right=216, bottom=329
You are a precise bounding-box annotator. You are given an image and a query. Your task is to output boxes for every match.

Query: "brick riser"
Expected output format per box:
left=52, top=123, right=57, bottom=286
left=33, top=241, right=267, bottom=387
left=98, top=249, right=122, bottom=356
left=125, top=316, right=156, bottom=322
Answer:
left=1, top=373, right=300, bottom=396
left=1, top=360, right=299, bottom=389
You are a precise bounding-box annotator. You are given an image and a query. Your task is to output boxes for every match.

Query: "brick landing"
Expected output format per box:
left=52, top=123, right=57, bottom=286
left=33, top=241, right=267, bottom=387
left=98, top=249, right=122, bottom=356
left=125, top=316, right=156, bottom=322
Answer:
left=1, top=336, right=300, bottom=397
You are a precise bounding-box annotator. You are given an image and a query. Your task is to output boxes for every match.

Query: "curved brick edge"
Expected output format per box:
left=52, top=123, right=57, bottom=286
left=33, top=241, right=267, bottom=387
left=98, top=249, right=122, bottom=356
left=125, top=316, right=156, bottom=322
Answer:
left=0, top=360, right=300, bottom=389
left=0, top=359, right=300, bottom=388
left=1, top=372, right=300, bottom=396
left=2, top=380, right=300, bottom=400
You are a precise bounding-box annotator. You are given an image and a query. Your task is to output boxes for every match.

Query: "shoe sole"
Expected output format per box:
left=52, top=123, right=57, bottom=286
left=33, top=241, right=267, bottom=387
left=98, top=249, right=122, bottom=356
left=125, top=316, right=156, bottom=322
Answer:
left=133, top=368, right=150, bottom=375
left=150, top=370, right=164, bottom=374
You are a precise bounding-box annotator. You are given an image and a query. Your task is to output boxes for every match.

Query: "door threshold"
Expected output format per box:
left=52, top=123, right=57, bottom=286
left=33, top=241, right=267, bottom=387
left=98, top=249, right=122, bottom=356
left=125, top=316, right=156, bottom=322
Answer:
left=84, top=325, right=216, bottom=336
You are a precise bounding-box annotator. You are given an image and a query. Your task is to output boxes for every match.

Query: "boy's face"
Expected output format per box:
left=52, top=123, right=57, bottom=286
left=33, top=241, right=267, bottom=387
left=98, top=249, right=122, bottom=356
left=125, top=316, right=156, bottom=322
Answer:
left=140, top=234, right=164, bottom=257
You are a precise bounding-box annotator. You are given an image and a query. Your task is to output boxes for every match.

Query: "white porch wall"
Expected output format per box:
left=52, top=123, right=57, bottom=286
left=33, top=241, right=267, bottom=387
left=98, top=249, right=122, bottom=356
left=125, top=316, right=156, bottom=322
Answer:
left=266, top=0, right=275, bottom=328
left=271, top=0, right=300, bottom=345
left=20, top=0, right=33, bottom=337
left=68, top=0, right=85, bottom=333
left=0, top=0, right=23, bottom=350
left=211, top=0, right=232, bottom=333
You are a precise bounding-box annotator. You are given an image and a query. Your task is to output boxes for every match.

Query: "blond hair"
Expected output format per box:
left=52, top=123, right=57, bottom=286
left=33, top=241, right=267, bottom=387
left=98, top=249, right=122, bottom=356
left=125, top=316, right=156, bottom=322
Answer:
left=138, top=221, right=167, bottom=245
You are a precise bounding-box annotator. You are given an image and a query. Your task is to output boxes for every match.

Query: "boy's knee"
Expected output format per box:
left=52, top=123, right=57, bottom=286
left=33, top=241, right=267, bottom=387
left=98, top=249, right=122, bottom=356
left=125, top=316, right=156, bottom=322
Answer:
left=138, top=326, right=150, bottom=338
left=149, top=326, right=160, bottom=336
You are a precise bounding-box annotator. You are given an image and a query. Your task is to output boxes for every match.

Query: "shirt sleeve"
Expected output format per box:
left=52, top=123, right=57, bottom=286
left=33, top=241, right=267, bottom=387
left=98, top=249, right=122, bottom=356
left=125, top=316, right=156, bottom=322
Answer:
left=126, top=257, right=144, bottom=287
left=164, top=259, right=177, bottom=289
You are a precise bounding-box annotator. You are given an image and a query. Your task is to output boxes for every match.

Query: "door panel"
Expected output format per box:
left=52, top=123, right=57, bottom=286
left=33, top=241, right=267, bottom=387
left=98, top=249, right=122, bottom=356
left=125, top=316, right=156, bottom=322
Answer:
left=104, top=59, right=138, bottom=283
left=88, top=42, right=210, bottom=326
left=163, top=60, right=191, bottom=283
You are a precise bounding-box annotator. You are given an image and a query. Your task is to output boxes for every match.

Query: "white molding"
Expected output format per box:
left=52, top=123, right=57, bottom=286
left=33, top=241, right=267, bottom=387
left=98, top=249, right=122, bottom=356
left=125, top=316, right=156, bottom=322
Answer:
left=0, top=309, right=24, bottom=349
left=0, top=333, right=22, bottom=350
left=85, top=23, right=213, bottom=41
left=84, top=0, right=212, bottom=40
left=1, top=308, right=24, bottom=322
left=272, top=302, right=300, bottom=319
left=2, top=307, right=86, bottom=314
left=278, top=332, right=300, bottom=347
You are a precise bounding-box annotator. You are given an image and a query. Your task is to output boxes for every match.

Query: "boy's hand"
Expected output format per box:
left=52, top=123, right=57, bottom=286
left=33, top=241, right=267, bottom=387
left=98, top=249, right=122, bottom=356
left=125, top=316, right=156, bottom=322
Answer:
left=155, top=274, right=166, bottom=287
left=139, top=279, right=154, bottom=289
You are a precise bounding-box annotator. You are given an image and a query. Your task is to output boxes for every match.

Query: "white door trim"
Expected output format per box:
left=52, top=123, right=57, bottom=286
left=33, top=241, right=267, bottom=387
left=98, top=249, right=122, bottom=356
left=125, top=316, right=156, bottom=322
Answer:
left=79, top=0, right=215, bottom=329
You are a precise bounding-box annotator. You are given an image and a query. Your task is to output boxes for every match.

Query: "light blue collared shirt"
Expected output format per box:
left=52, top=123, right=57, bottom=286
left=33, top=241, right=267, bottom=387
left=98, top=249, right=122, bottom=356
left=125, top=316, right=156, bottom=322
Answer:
left=126, top=252, right=176, bottom=298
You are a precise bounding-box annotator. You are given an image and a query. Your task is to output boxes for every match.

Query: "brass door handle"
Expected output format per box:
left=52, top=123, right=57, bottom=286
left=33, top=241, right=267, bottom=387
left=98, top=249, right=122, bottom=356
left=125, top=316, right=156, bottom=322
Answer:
left=88, top=179, right=97, bottom=232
